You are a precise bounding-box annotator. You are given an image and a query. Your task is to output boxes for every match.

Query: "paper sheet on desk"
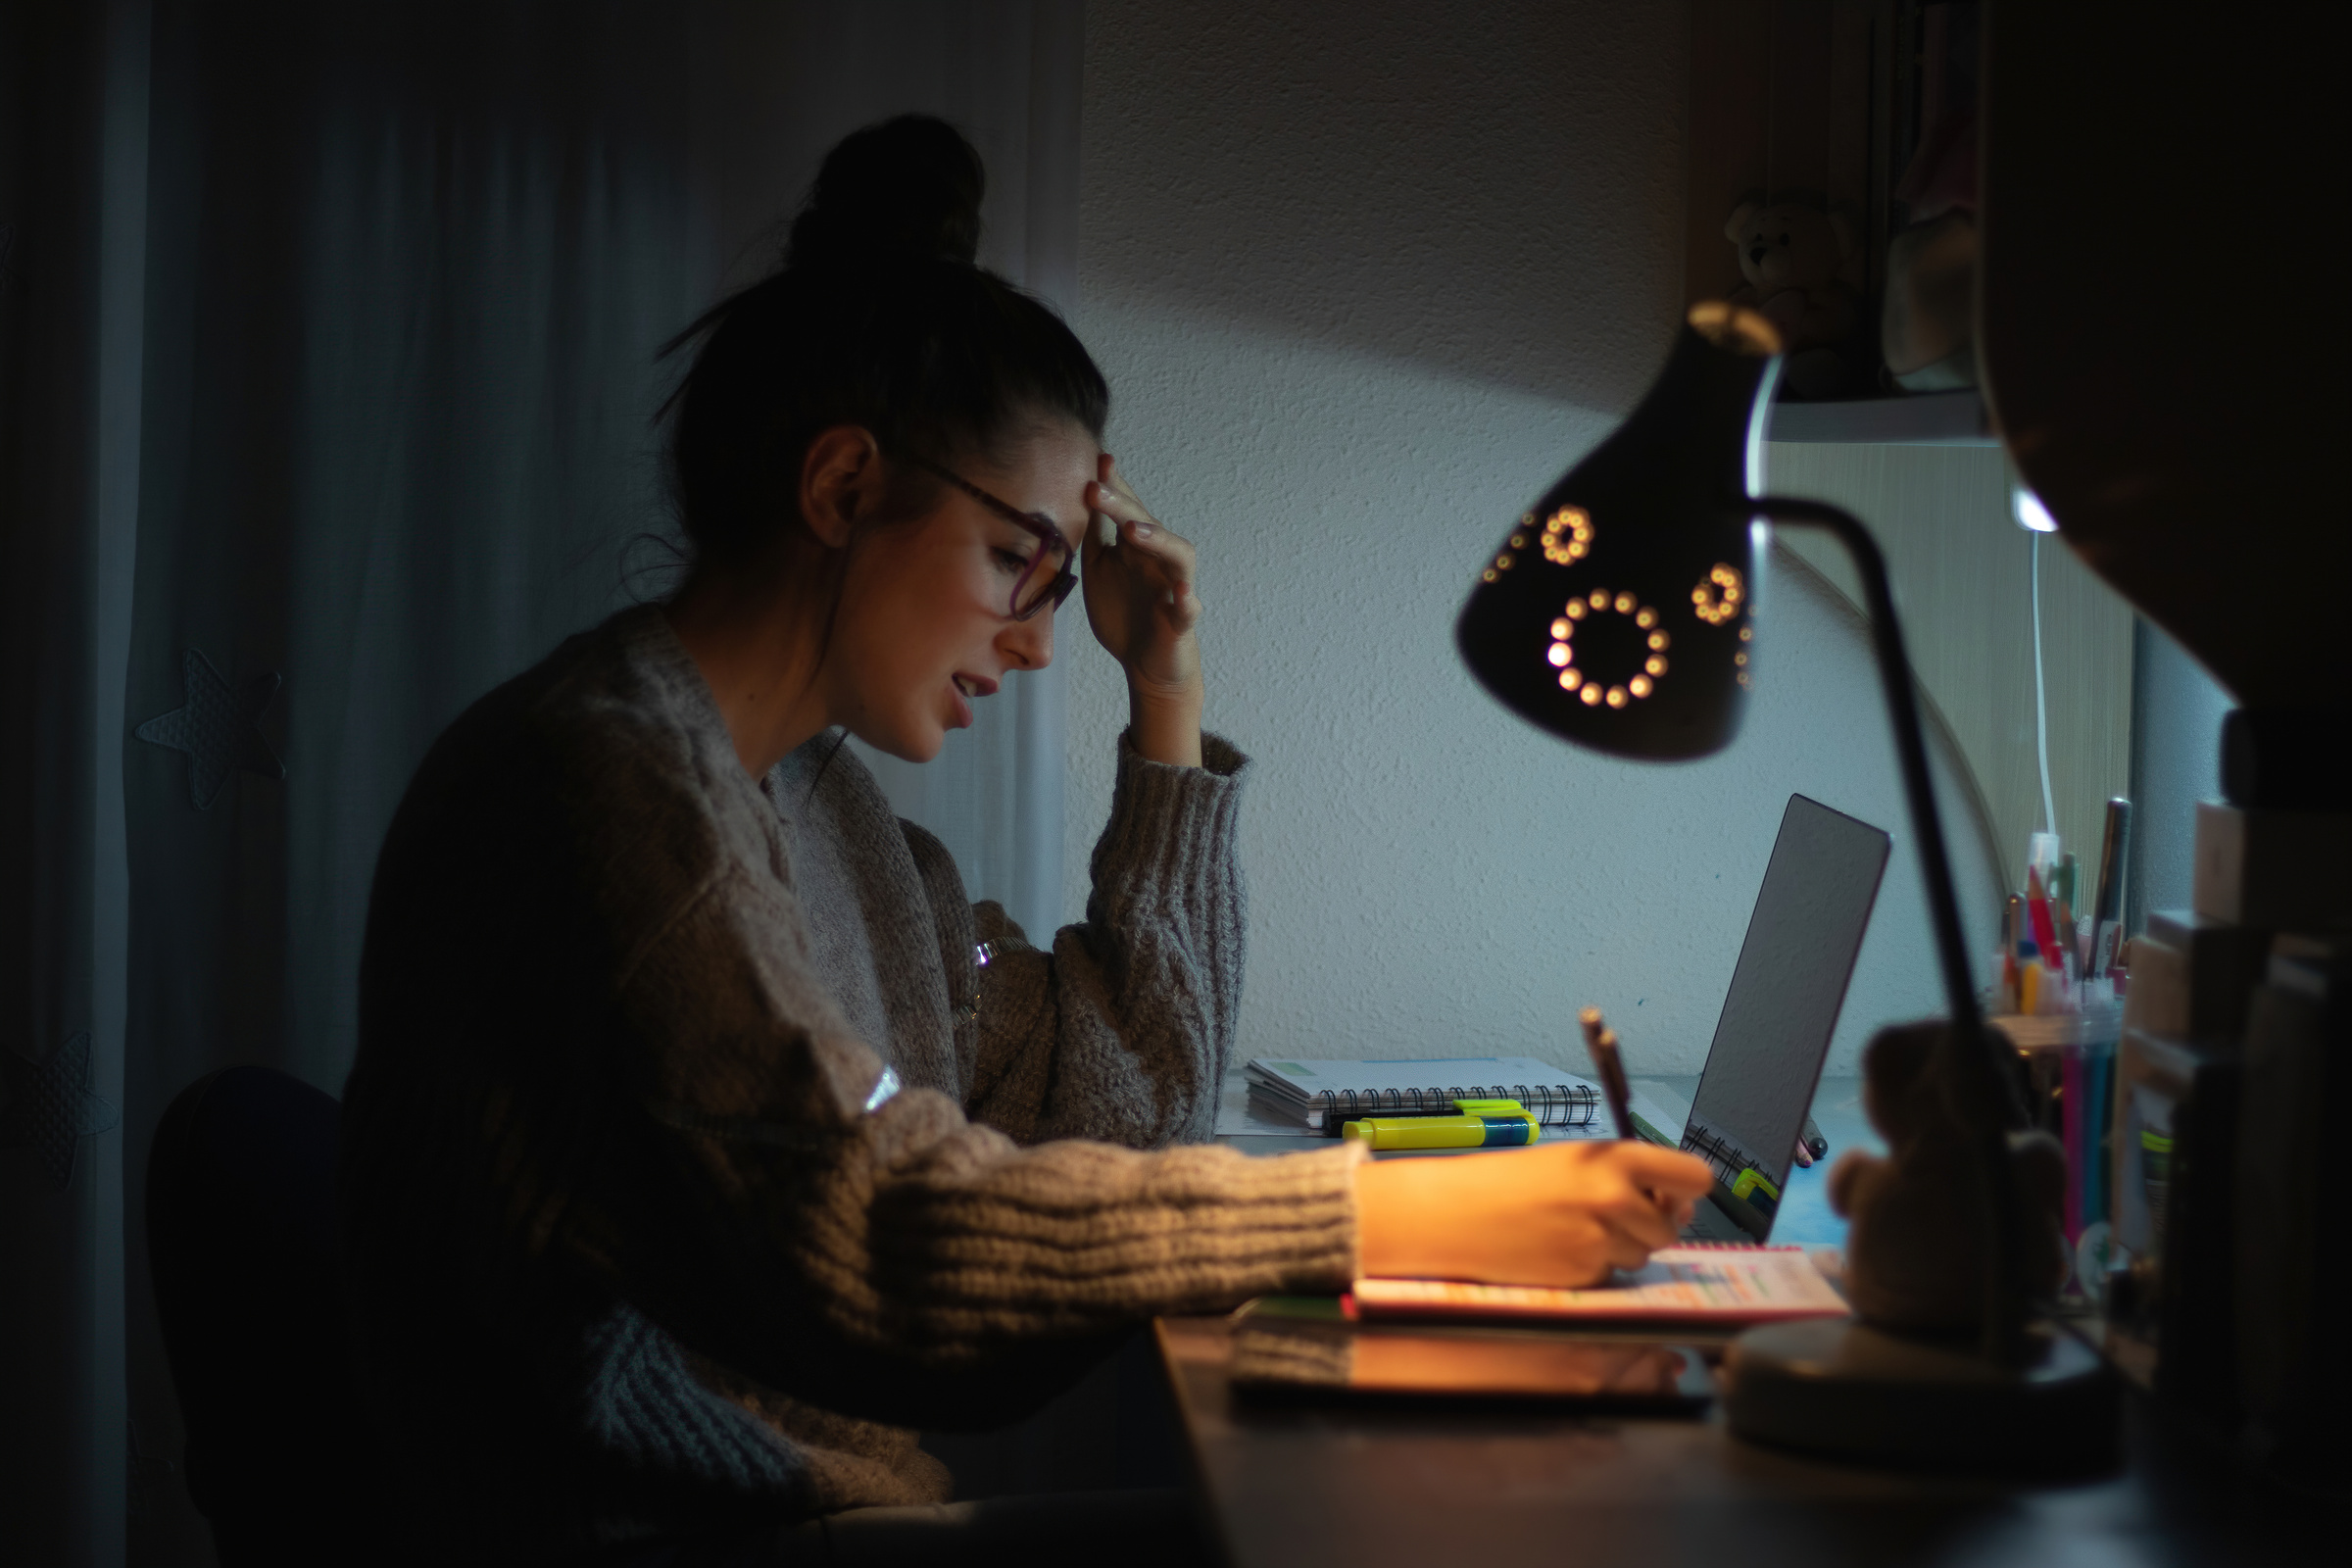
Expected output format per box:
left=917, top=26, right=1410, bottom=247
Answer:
left=1350, top=1247, right=1849, bottom=1325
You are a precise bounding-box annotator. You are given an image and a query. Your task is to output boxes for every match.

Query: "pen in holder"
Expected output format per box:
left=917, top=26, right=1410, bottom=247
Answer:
left=1987, top=1002, right=2124, bottom=1309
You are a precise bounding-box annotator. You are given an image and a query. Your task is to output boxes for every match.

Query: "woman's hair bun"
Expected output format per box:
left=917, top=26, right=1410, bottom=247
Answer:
left=663, top=113, right=1106, bottom=566
left=786, top=115, right=984, bottom=270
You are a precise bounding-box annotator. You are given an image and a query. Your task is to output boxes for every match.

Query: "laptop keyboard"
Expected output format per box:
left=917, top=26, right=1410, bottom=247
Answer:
left=1680, top=1197, right=1750, bottom=1243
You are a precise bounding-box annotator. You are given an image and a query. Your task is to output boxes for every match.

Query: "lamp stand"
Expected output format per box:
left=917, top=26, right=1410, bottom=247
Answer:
left=1724, top=1317, right=2118, bottom=1477
left=1718, top=498, right=2120, bottom=1477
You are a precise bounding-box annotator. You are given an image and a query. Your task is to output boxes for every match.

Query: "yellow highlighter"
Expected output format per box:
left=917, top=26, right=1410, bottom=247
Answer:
left=1341, top=1099, right=1539, bottom=1151
left=1729, top=1165, right=1783, bottom=1216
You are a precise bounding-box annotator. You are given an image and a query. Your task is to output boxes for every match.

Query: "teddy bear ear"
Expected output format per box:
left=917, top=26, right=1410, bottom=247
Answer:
left=1724, top=200, right=1760, bottom=242
left=1830, top=211, right=1857, bottom=259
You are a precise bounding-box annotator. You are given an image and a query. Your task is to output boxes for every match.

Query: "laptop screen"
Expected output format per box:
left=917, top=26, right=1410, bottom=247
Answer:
left=1682, top=794, right=1889, bottom=1237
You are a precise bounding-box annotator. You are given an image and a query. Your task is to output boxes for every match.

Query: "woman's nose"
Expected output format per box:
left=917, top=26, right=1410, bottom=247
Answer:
left=1002, top=607, right=1054, bottom=670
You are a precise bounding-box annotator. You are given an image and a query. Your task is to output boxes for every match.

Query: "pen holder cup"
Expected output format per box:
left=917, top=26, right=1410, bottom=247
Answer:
left=1989, top=1004, right=2124, bottom=1310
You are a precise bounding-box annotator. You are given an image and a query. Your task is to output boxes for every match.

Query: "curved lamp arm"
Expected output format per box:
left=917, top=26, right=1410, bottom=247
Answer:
left=1755, top=494, right=2033, bottom=1361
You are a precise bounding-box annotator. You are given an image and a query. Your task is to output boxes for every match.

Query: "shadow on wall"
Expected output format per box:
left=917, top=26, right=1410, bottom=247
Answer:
left=1081, top=1, right=1690, bottom=415
left=1066, top=3, right=1999, bottom=1077
left=1058, top=296, right=1999, bottom=1078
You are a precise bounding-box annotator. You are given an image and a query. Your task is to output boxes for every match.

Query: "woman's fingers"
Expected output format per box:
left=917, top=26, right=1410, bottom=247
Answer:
left=1075, top=457, right=1205, bottom=699
left=1552, top=1143, right=1706, bottom=1272
left=1090, top=478, right=1152, bottom=532
left=1091, top=460, right=1179, bottom=552
left=1085, top=473, right=1199, bottom=627
left=1102, top=514, right=1197, bottom=592
left=1358, top=1140, right=1721, bottom=1290
left=1088, top=478, right=1191, bottom=565
left=1088, top=456, right=1150, bottom=535
left=1590, top=1180, right=1682, bottom=1253
left=1132, top=535, right=1200, bottom=624
left=1099, top=453, right=1146, bottom=513
left=1085, top=526, right=1198, bottom=622
left=1604, top=1227, right=1654, bottom=1274
left=1087, top=483, right=1137, bottom=547
left=1612, top=1144, right=1716, bottom=1199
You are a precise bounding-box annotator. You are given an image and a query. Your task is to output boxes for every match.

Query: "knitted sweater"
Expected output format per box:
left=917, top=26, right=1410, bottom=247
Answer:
left=340, top=605, right=1361, bottom=1560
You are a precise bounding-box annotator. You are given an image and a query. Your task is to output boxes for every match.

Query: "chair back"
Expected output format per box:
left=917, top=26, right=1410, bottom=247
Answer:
left=148, top=1066, right=381, bottom=1563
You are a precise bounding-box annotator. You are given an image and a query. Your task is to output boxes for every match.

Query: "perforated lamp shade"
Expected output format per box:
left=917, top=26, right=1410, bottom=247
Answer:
left=1455, top=304, right=1783, bottom=760
left=1450, top=303, right=2105, bottom=1447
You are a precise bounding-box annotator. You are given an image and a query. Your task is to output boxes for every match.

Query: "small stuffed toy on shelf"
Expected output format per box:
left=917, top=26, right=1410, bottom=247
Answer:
left=1829, top=1020, right=2071, bottom=1332
left=1725, top=200, right=1860, bottom=399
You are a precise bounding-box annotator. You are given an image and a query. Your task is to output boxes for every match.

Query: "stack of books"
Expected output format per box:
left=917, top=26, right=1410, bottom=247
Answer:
left=2108, top=761, right=2347, bottom=1472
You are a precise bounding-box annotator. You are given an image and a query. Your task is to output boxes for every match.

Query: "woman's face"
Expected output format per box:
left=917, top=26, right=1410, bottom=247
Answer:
left=823, top=420, right=1097, bottom=762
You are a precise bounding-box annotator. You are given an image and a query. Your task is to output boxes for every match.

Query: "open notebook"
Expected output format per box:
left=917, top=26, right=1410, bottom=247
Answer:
left=1348, top=1246, right=1847, bottom=1327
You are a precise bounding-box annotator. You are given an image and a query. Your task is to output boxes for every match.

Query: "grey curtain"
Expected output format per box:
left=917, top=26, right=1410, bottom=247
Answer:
left=0, top=3, right=1081, bottom=1562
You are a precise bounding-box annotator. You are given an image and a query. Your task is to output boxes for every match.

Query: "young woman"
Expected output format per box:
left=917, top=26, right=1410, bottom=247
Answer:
left=342, top=116, right=1709, bottom=1564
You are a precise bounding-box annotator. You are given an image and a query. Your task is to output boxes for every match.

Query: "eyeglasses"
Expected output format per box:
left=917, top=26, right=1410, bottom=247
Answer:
left=908, top=456, right=1079, bottom=621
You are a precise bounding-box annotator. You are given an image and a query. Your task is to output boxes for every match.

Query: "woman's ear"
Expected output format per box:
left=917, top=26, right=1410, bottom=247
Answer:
left=799, top=425, right=886, bottom=549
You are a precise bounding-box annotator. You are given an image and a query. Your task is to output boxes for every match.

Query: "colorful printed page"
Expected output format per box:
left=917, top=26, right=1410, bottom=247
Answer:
left=1349, top=1246, right=1848, bottom=1325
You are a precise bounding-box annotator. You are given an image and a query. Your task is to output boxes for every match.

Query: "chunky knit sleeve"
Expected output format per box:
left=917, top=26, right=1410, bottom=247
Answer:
left=344, top=612, right=1344, bottom=1538
left=956, top=732, right=1249, bottom=1149
left=349, top=611, right=1351, bottom=1445
left=585, top=854, right=1359, bottom=1429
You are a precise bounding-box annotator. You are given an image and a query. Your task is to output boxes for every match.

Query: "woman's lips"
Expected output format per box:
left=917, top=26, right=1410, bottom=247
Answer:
left=947, top=673, right=998, bottom=730
left=948, top=677, right=973, bottom=729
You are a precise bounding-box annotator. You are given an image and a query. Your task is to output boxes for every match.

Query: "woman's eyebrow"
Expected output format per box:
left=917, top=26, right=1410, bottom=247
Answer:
left=991, top=499, right=1077, bottom=555
left=1038, top=496, right=1086, bottom=551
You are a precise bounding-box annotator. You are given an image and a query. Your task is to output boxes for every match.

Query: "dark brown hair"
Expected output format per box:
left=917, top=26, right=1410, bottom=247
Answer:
left=661, top=115, right=1108, bottom=567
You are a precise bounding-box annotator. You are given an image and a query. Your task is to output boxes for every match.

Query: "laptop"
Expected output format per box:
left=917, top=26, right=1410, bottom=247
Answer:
left=1645, top=794, right=1890, bottom=1243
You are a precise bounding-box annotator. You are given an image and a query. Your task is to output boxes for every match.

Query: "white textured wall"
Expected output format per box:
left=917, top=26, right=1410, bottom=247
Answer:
left=1065, top=0, right=1999, bottom=1075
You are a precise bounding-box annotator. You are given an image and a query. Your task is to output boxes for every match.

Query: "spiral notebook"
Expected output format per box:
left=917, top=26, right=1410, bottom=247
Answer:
left=1242, top=1056, right=1601, bottom=1135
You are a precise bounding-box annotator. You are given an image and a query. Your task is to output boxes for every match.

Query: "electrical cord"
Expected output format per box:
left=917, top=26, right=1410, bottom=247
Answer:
left=2032, top=531, right=2059, bottom=839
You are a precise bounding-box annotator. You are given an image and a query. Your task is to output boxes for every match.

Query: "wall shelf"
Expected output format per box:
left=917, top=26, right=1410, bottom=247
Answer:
left=1767, top=389, right=1996, bottom=447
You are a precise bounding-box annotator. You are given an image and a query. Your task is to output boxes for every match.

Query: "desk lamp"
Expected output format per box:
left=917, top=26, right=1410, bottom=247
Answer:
left=1457, top=303, right=2115, bottom=1473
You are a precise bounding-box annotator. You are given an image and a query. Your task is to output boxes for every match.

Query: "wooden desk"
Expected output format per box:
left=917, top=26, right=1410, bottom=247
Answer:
left=1156, top=1314, right=2317, bottom=1568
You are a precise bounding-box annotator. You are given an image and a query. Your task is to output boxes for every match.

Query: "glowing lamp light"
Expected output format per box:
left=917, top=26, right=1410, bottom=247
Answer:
left=1540, top=586, right=1666, bottom=712
left=2012, top=483, right=2058, bottom=533
left=1453, top=302, right=1775, bottom=760
left=1538, top=506, right=1594, bottom=564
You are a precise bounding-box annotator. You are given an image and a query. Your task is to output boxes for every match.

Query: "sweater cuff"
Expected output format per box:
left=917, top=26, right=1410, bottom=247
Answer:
left=1120, top=727, right=1248, bottom=781
left=1146, top=1139, right=1365, bottom=1301
left=1231, top=1140, right=1366, bottom=1295
left=1095, top=730, right=1249, bottom=901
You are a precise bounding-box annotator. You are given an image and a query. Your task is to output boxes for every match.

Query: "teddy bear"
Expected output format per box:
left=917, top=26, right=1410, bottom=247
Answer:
left=1725, top=200, right=1860, bottom=399
left=1827, top=1020, right=2071, bottom=1332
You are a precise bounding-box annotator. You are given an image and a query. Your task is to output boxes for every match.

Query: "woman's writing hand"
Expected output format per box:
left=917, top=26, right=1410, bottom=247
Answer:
left=1353, top=1141, right=1715, bottom=1289
left=1081, top=454, right=1203, bottom=766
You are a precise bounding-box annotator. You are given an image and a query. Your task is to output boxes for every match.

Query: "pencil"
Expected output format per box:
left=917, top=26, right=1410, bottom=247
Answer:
left=1578, top=1006, right=1638, bottom=1141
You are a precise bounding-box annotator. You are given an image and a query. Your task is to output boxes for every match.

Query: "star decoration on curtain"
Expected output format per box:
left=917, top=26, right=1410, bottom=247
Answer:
left=134, top=648, right=286, bottom=808
left=0, top=1032, right=121, bottom=1193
